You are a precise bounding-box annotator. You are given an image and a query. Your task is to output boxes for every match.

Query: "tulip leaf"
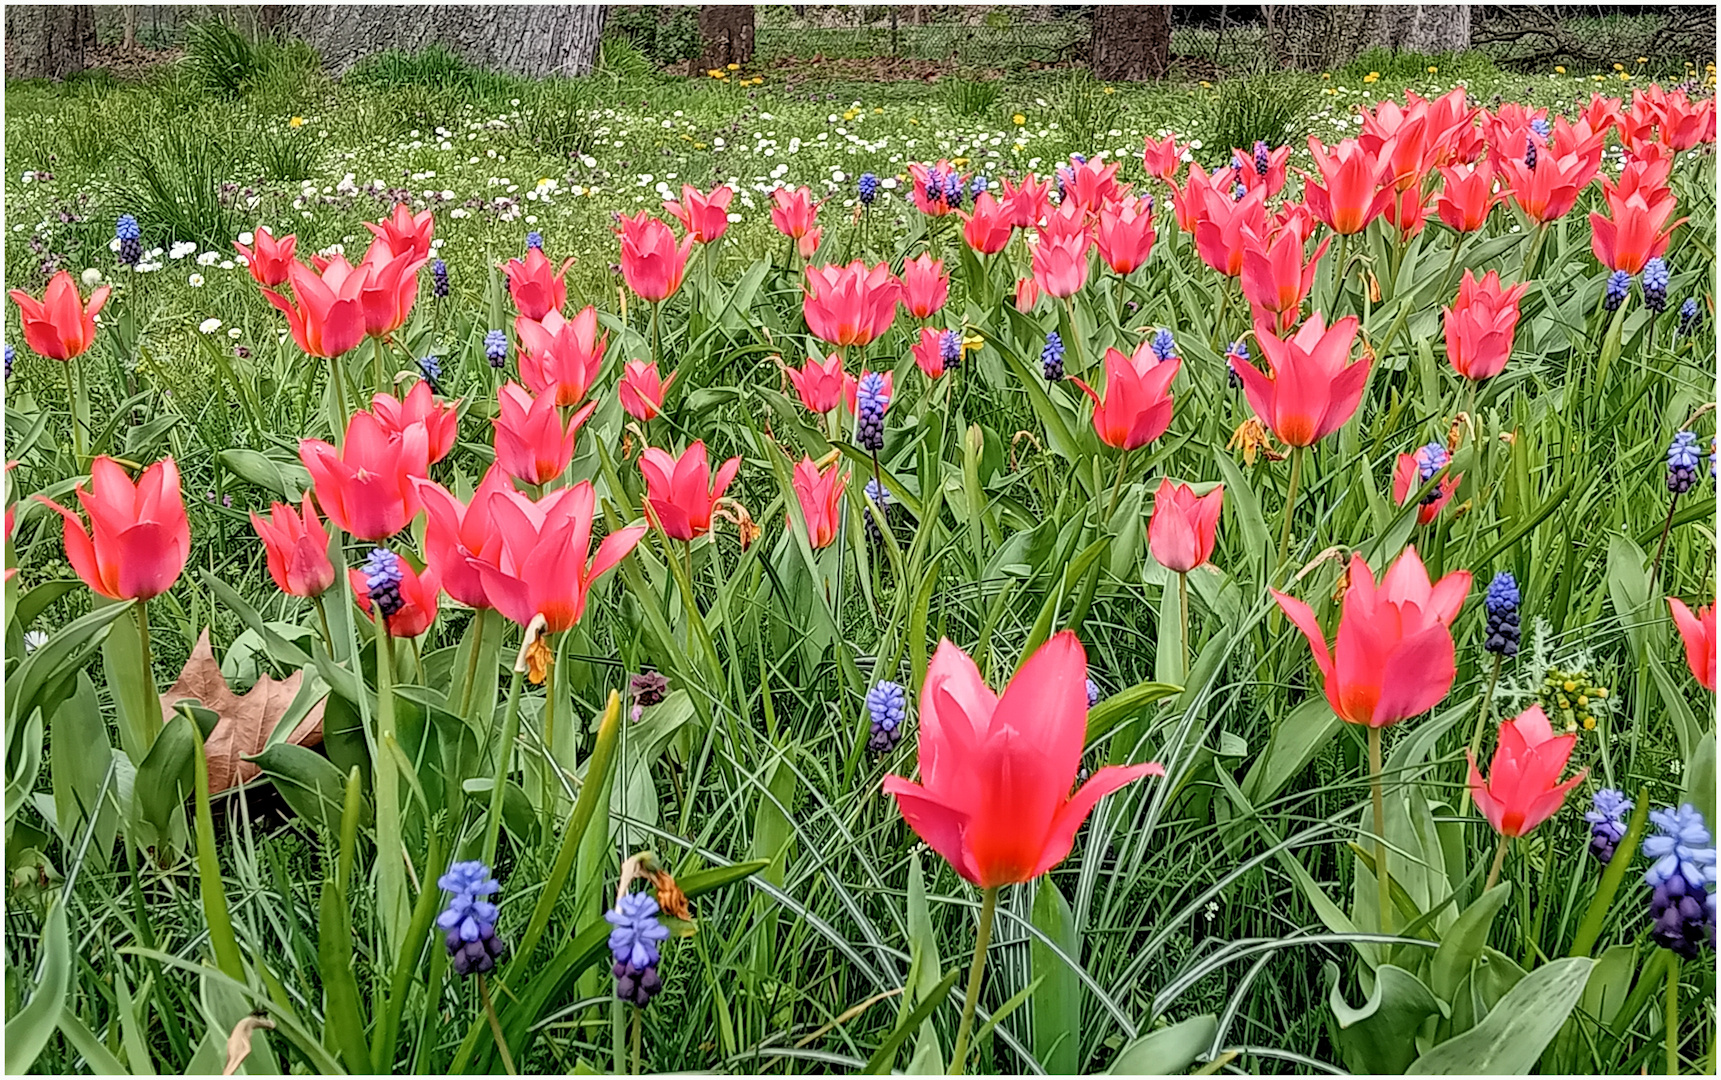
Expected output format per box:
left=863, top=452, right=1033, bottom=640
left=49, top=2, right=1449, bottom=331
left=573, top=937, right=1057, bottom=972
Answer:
left=1429, top=883, right=1511, bottom=1004
left=1326, top=961, right=1441, bottom=1075
left=216, top=447, right=309, bottom=501
left=4, top=598, right=132, bottom=748
left=1407, top=957, right=1592, bottom=1074
left=1684, top=729, right=1715, bottom=836
left=1085, top=678, right=1183, bottom=746
left=1105, top=1013, right=1218, bottom=1075
left=1581, top=944, right=1637, bottom=1028
left=1032, top=877, right=1082, bottom=1075
left=1243, top=698, right=1341, bottom=805
left=250, top=742, right=368, bottom=836
left=5, top=900, right=70, bottom=1074
left=862, top=968, right=962, bottom=1074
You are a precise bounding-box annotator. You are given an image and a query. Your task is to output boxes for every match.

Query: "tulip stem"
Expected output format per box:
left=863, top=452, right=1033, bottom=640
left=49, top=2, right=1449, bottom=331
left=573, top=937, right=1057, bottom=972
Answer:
left=372, top=337, right=389, bottom=398
left=1666, top=954, right=1680, bottom=1075
left=1484, top=835, right=1508, bottom=894
left=650, top=301, right=662, bottom=372
left=1275, top=445, right=1306, bottom=576
left=1062, top=295, right=1087, bottom=376
left=631, top=1007, right=643, bottom=1075
left=478, top=974, right=517, bottom=1076
left=949, top=885, right=999, bottom=1076
left=1178, top=571, right=1191, bottom=683
left=1650, top=490, right=1680, bottom=596
left=1368, top=725, right=1391, bottom=936
left=1435, top=236, right=1465, bottom=307
left=484, top=665, right=526, bottom=868
left=1105, top=449, right=1130, bottom=522
left=134, top=599, right=162, bottom=755
left=64, top=357, right=85, bottom=464
left=373, top=615, right=406, bottom=959
left=328, top=356, right=352, bottom=447
left=1461, top=653, right=1505, bottom=818
left=312, top=591, right=335, bottom=658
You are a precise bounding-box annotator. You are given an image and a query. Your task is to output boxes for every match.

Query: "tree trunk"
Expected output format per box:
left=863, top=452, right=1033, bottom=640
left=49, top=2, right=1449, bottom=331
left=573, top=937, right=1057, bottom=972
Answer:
left=122, top=6, right=137, bottom=51
left=282, top=5, right=608, bottom=78
left=698, top=5, right=754, bottom=70
left=4, top=4, right=95, bottom=80
left=1090, top=6, right=1172, bottom=82
left=1264, top=4, right=1472, bottom=71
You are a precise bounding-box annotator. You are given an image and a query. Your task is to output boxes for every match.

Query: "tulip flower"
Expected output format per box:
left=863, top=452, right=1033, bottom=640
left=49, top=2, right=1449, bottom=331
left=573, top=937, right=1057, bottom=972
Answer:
left=300, top=411, right=430, bottom=541
left=364, top=202, right=435, bottom=261
left=415, top=466, right=513, bottom=609
left=960, top=192, right=1014, bottom=255
left=619, top=359, right=675, bottom=422
left=1000, top=173, right=1050, bottom=229
left=504, top=247, right=574, bottom=321
left=1241, top=230, right=1330, bottom=333
left=1443, top=270, right=1529, bottom=382
left=804, top=261, right=901, bottom=347
left=639, top=441, right=741, bottom=541
left=769, top=185, right=819, bottom=240
left=250, top=493, right=336, bottom=599
left=492, top=382, right=595, bottom=486
left=1589, top=188, right=1684, bottom=275
left=900, top=253, right=949, bottom=320
left=1469, top=705, right=1586, bottom=844
left=1434, top=162, right=1500, bottom=234
left=1303, top=136, right=1396, bottom=236
left=1072, top=341, right=1180, bottom=452
left=1272, top=201, right=1318, bottom=245
left=1649, top=91, right=1716, bottom=152
left=907, top=160, right=965, bottom=216
left=35, top=456, right=190, bottom=601
left=1094, top=197, right=1157, bottom=275
left=10, top=270, right=111, bottom=361
left=1234, top=313, right=1369, bottom=447
left=1603, top=147, right=1675, bottom=210
left=663, top=184, right=733, bottom=244
left=1392, top=446, right=1460, bottom=526
left=617, top=212, right=693, bottom=302
left=789, top=456, right=845, bottom=549
left=1060, top=156, right=1126, bottom=214
left=369, top=380, right=459, bottom=464
left=1383, top=187, right=1429, bottom=240
left=1142, top=134, right=1184, bottom=183
left=1170, top=161, right=1223, bottom=235
left=262, top=260, right=365, bottom=359
left=351, top=554, right=440, bottom=638
left=1014, top=276, right=1042, bottom=312
left=320, top=241, right=426, bottom=340
left=786, top=353, right=852, bottom=415
left=1669, top=597, right=1717, bottom=692
left=1232, top=141, right=1291, bottom=197
left=1358, top=100, right=1432, bottom=190
left=910, top=327, right=951, bottom=380
left=1149, top=480, right=1223, bottom=574
left=1499, top=149, right=1599, bottom=223
left=1579, top=93, right=1624, bottom=139
left=470, top=481, right=646, bottom=633
left=516, top=305, right=608, bottom=407
left=1030, top=226, right=1091, bottom=300
left=233, top=226, right=297, bottom=288
left=1193, top=184, right=1268, bottom=278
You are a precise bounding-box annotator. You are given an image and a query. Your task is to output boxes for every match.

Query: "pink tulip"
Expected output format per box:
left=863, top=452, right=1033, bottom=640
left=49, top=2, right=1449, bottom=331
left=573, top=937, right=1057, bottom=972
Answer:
left=34, top=456, right=189, bottom=601
left=804, top=261, right=901, bottom=347
left=616, top=212, right=693, bottom=302
left=369, top=380, right=459, bottom=464
left=251, top=493, right=336, bottom=599
left=351, top=558, right=439, bottom=638
left=504, top=248, right=574, bottom=321
left=1303, top=136, right=1397, bottom=236
left=908, top=160, right=965, bottom=216
left=469, top=482, right=646, bottom=633
left=1500, top=149, right=1600, bottom=223
left=1142, top=135, right=1184, bottom=183
left=1241, top=229, right=1330, bottom=333
left=1669, top=597, right=1717, bottom=692
left=1443, top=270, right=1529, bottom=382
left=1000, top=173, right=1051, bottom=229
left=10, top=271, right=111, bottom=362
left=262, top=260, right=364, bottom=358
left=1031, top=215, right=1091, bottom=300
left=1469, top=706, right=1586, bottom=838
left=619, top=360, right=676, bottom=422
left=1392, top=450, right=1460, bottom=526
left=1589, top=188, right=1684, bottom=275
left=233, top=226, right=297, bottom=288
left=639, top=441, right=741, bottom=541
left=1434, top=162, right=1500, bottom=234
left=769, top=186, right=819, bottom=239
left=492, top=382, right=595, bottom=486
left=1071, top=341, right=1179, bottom=451
left=1193, top=184, right=1267, bottom=278
left=664, top=184, right=733, bottom=244
left=299, top=411, right=429, bottom=541
left=910, top=327, right=950, bottom=379
left=415, top=466, right=513, bottom=610
left=1059, top=156, right=1126, bottom=214
left=961, top=192, right=1014, bottom=255
left=1014, top=276, right=1042, bottom=312
left=900, top=253, right=949, bottom=320
left=1094, top=197, right=1157, bottom=276
left=1234, top=314, right=1369, bottom=447
left=790, top=456, right=845, bottom=548
left=786, top=352, right=851, bottom=415
left=516, top=305, right=608, bottom=407
left=364, top=203, right=435, bottom=261
left=1148, top=480, right=1222, bottom=573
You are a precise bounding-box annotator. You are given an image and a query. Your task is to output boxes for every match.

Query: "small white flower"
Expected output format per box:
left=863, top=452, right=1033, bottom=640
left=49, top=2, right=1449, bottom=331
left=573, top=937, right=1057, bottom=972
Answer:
left=239, top=231, right=256, bottom=246
left=187, top=273, right=205, bottom=287
left=227, top=327, right=242, bottom=340
left=196, top=251, right=219, bottom=266
left=199, top=317, right=222, bottom=334
left=170, top=240, right=197, bottom=260
left=80, top=268, right=102, bottom=288
left=23, top=630, right=48, bottom=653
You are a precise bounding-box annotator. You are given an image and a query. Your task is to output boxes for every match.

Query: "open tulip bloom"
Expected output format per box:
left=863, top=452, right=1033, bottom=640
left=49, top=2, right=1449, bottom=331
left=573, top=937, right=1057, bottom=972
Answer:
left=36, top=456, right=190, bottom=602
left=1469, top=706, right=1587, bottom=890
left=10, top=270, right=111, bottom=362
left=639, top=441, right=741, bottom=542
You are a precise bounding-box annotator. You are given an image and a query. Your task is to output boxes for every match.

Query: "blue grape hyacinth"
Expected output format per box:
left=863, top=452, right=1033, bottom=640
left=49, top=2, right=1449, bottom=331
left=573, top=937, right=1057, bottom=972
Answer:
left=116, top=214, right=142, bottom=266
left=1483, top=571, right=1521, bottom=657
left=1524, top=135, right=1539, bottom=170
left=939, top=328, right=962, bottom=372
left=1150, top=328, right=1177, bottom=363
left=1086, top=678, right=1101, bottom=708
left=1252, top=140, right=1270, bottom=177
left=942, top=172, right=964, bottom=209
left=1642, top=804, right=1717, bottom=958
left=862, top=477, right=891, bottom=544
left=437, top=861, right=505, bottom=976
left=857, top=171, right=878, bottom=206
left=1413, top=442, right=1450, bottom=505
left=417, top=353, right=442, bottom=391
left=866, top=679, right=909, bottom=754
left=363, top=549, right=405, bottom=621
left=970, top=174, right=988, bottom=198
left=1225, top=340, right=1248, bottom=389
left=431, top=257, right=449, bottom=298
left=526, top=230, right=543, bottom=250
left=1678, top=297, right=1700, bottom=335
left=1041, top=331, right=1066, bottom=382
left=1642, top=257, right=1670, bottom=313
left=606, top=891, right=670, bottom=1006
left=855, top=372, right=890, bottom=452
left=484, top=328, right=508, bottom=368
left=1668, top=431, right=1701, bottom=494
left=1603, top=269, right=1631, bottom=312
left=4, top=343, right=13, bottom=380
left=1585, top=788, right=1633, bottom=864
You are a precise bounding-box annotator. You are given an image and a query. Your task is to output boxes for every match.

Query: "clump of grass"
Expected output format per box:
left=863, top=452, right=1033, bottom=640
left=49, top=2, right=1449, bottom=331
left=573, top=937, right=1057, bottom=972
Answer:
left=1054, top=69, right=1105, bottom=152
left=183, top=18, right=263, bottom=98
left=515, top=82, right=598, bottom=161
left=598, top=34, right=656, bottom=81
left=943, top=73, right=1002, bottom=118
left=1201, top=72, right=1316, bottom=158
left=113, top=123, right=246, bottom=248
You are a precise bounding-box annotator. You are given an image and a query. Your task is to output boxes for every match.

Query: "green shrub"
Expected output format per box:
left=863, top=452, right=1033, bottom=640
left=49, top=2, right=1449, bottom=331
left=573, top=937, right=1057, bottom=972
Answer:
left=597, top=35, right=656, bottom=81
left=605, top=5, right=702, bottom=69
left=515, top=82, right=597, bottom=161
left=112, top=124, right=246, bottom=248
left=182, top=18, right=262, bottom=98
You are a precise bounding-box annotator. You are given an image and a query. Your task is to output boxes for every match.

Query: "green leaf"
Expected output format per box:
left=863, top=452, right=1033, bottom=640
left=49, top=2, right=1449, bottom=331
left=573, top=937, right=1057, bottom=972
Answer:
left=1684, top=729, right=1715, bottom=835
left=1242, top=699, right=1341, bottom=804
left=317, top=881, right=372, bottom=1072
left=1212, top=449, right=1269, bottom=577
left=1106, top=1014, right=1218, bottom=1075
left=216, top=448, right=309, bottom=500
left=1430, top=883, right=1511, bottom=1004
left=250, top=742, right=370, bottom=835
left=1407, top=957, right=1592, bottom=1074
left=861, top=968, right=962, bottom=1074
left=1327, top=961, right=1441, bottom=1074
left=1085, top=678, right=1183, bottom=745
left=5, top=901, right=69, bottom=1074
left=1032, top=877, right=1081, bottom=1074
left=1581, top=944, right=1636, bottom=1028
left=4, top=599, right=132, bottom=745
left=129, top=712, right=197, bottom=857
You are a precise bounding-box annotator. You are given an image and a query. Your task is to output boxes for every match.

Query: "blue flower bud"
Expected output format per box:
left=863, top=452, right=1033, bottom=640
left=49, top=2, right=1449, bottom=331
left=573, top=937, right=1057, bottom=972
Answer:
left=866, top=679, right=910, bottom=753
left=436, top=860, right=506, bottom=977
left=1585, top=788, right=1633, bottom=864
left=855, top=372, right=890, bottom=452
left=1041, top=331, right=1065, bottom=382
left=939, top=329, right=962, bottom=371
left=363, top=548, right=405, bottom=620
left=1668, top=431, right=1701, bottom=494
left=1484, top=571, right=1521, bottom=657
left=1643, top=257, right=1670, bottom=313
left=431, top=258, right=449, bottom=298
left=858, top=171, right=879, bottom=206
left=606, top=891, right=670, bottom=1005
left=1150, top=328, right=1177, bottom=362
left=1603, top=269, right=1631, bottom=312
left=1678, top=297, right=1700, bottom=334
left=484, top=329, right=508, bottom=368
left=526, top=230, right=543, bottom=250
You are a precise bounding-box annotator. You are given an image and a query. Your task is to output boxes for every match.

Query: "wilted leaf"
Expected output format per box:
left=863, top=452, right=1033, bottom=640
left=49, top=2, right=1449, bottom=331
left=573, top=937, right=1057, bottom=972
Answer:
left=160, top=629, right=325, bottom=793
left=222, top=1013, right=275, bottom=1075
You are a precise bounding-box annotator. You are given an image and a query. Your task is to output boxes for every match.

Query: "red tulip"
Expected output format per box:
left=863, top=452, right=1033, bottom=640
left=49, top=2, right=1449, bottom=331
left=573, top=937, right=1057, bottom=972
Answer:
left=1273, top=547, right=1471, bottom=728
left=1669, top=597, right=1717, bottom=692
left=790, top=456, right=845, bottom=549
left=1468, top=706, right=1586, bottom=838
left=1000, top=173, right=1051, bottom=229
left=1071, top=341, right=1179, bottom=451
left=639, top=441, right=741, bottom=541
left=769, top=185, right=819, bottom=239
left=1059, top=156, right=1126, bottom=214
left=1434, top=161, right=1500, bottom=234
left=10, top=271, right=111, bottom=361
left=1234, top=313, right=1369, bottom=447
left=1142, top=135, right=1184, bottom=183
left=1193, top=184, right=1268, bottom=278
left=916, top=326, right=963, bottom=379
left=786, top=352, right=851, bottom=415
left=299, top=411, right=429, bottom=541
left=1647, top=89, right=1716, bottom=152
left=960, top=192, right=1014, bottom=254
left=617, top=213, right=693, bottom=302
left=1030, top=222, right=1091, bottom=299
left=504, top=247, right=574, bottom=321
left=1233, top=143, right=1291, bottom=197
left=1579, top=93, right=1624, bottom=140
left=1094, top=197, right=1157, bottom=275
left=900, top=253, right=949, bottom=320
left=1589, top=188, right=1684, bottom=275
left=1392, top=451, right=1460, bottom=525
left=470, top=481, right=646, bottom=633
left=1444, top=270, right=1529, bottom=382
left=619, top=360, right=675, bottom=422
left=233, top=226, right=297, bottom=288
left=369, top=380, right=459, bottom=464
left=883, top=632, right=1161, bottom=887
left=1604, top=147, right=1676, bottom=210
left=803, top=261, right=901, bottom=347
left=516, top=305, right=608, bottom=407
left=908, top=160, right=965, bottom=216
left=1358, top=100, right=1432, bottom=190
left=350, top=558, right=440, bottom=638
left=364, top=203, right=435, bottom=261
left=314, top=241, right=426, bottom=339
left=1170, top=161, right=1224, bottom=235
left=1384, top=187, right=1430, bottom=240
left=1014, top=276, right=1042, bottom=312
left=1483, top=103, right=1549, bottom=163
left=1272, top=201, right=1318, bottom=246
left=1148, top=480, right=1222, bottom=573
left=251, top=493, right=336, bottom=599
left=664, top=184, right=733, bottom=244
left=262, top=259, right=365, bottom=359
left=1303, top=136, right=1396, bottom=236
left=34, top=457, right=190, bottom=601
left=1499, top=149, right=1599, bottom=223
left=493, top=382, right=594, bottom=486
left=414, top=465, right=513, bottom=610
left=1240, top=229, right=1330, bottom=333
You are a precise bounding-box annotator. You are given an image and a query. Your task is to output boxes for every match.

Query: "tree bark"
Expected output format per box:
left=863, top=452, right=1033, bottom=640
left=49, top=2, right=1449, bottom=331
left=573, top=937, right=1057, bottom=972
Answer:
left=5, top=4, right=95, bottom=80
left=1090, top=5, right=1172, bottom=82
left=698, top=5, right=754, bottom=70
left=1263, top=4, right=1472, bottom=71
left=282, top=5, right=609, bottom=78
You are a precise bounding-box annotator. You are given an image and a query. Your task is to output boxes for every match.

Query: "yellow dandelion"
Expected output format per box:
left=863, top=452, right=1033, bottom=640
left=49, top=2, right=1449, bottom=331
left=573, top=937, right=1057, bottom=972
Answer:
left=1637, top=56, right=1647, bottom=64
left=1014, top=141, right=1025, bottom=152
left=1363, top=71, right=1380, bottom=83
left=1613, top=63, right=1624, bottom=71
left=1555, top=65, right=1566, bottom=74
left=288, top=116, right=305, bottom=127
left=726, top=62, right=740, bottom=71
left=1200, top=80, right=1213, bottom=88
left=1012, top=113, right=1025, bottom=125
left=707, top=69, right=722, bottom=78
left=1426, top=65, right=1438, bottom=74
left=1103, top=86, right=1116, bottom=94
left=694, top=142, right=706, bottom=149
left=872, top=107, right=883, bottom=113
left=1619, top=72, right=1632, bottom=81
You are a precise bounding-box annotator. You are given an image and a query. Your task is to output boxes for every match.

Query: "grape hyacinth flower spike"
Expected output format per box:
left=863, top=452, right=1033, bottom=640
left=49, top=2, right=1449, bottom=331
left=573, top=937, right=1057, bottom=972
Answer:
left=1667, top=431, right=1700, bottom=494
left=1603, top=269, right=1631, bottom=312
left=1225, top=340, right=1248, bottom=389
left=1678, top=297, right=1700, bottom=335
left=857, top=172, right=878, bottom=206
left=855, top=372, right=890, bottom=453
left=866, top=679, right=909, bottom=754
left=1642, top=804, right=1717, bottom=958
left=862, top=477, right=891, bottom=544
left=1041, top=331, right=1066, bottom=382
left=431, top=258, right=449, bottom=298
left=939, top=329, right=962, bottom=373
left=607, top=891, right=670, bottom=1006
left=116, top=214, right=142, bottom=267
left=1642, top=257, right=1670, bottom=313
left=437, top=860, right=506, bottom=976
left=484, top=329, right=508, bottom=369
left=1484, top=571, right=1521, bottom=658
left=1085, top=678, right=1101, bottom=708
left=1585, top=788, right=1634, bottom=865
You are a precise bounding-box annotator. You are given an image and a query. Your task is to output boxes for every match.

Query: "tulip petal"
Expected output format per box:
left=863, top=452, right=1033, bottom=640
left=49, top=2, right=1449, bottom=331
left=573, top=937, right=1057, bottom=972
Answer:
left=883, top=775, right=980, bottom=884
left=1027, top=763, right=1161, bottom=879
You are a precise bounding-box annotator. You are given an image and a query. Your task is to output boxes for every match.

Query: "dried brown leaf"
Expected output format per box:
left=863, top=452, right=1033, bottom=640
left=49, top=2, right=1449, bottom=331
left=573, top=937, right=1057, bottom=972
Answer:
left=222, top=1013, right=275, bottom=1075
left=160, top=629, right=325, bottom=793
